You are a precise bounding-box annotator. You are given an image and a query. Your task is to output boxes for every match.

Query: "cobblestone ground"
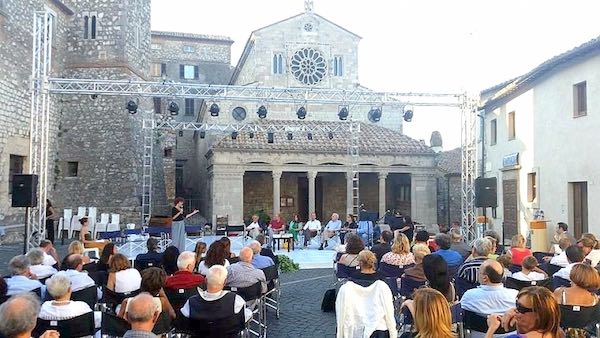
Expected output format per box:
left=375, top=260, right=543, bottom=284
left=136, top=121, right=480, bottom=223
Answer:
left=0, top=241, right=337, bottom=337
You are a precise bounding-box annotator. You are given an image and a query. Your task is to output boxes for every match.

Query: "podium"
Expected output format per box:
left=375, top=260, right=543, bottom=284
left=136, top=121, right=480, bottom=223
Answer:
left=530, top=220, right=549, bottom=252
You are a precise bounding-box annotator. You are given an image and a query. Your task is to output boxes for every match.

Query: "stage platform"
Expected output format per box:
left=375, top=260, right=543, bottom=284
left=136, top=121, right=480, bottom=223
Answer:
left=117, top=235, right=336, bottom=269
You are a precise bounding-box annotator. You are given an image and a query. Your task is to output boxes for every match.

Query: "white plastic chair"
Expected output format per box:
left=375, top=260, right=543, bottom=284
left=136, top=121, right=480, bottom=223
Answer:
left=87, top=207, right=97, bottom=236
left=108, top=213, right=120, bottom=232
left=69, top=207, right=86, bottom=238
left=61, top=209, right=73, bottom=239
left=94, top=213, right=110, bottom=238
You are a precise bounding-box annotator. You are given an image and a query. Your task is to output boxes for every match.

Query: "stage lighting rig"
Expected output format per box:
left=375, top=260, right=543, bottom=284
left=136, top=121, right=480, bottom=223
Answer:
left=126, top=100, right=138, bottom=114
left=338, top=106, right=349, bottom=120
left=297, top=106, right=307, bottom=119
left=257, top=105, right=268, bottom=119
left=168, top=101, right=179, bottom=116
left=368, top=107, right=382, bottom=122
left=209, top=103, right=220, bottom=117
left=403, top=106, right=414, bottom=122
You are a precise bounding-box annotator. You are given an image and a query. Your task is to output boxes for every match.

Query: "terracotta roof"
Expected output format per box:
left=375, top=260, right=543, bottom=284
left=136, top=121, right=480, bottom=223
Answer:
left=212, top=120, right=434, bottom=155
left=482, top=35, right=600, bottom=110
left=151, top=31, right=233, bottom=44
left=436, top=147, right=462, bottom=174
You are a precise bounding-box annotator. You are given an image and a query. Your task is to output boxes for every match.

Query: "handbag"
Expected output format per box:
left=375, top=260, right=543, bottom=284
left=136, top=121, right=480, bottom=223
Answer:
left=321, top=288, right=336, bottom=312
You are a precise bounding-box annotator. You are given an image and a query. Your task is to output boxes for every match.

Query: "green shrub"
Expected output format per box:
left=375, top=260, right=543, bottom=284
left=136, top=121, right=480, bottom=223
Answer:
left=277, top=255, right=299, bottom=272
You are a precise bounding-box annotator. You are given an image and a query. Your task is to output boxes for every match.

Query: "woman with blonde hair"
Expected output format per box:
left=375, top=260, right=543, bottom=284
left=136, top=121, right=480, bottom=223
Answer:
left=400, top=288, right=455, bottom=338
left=67, top=240, right=91, bottom=264
left=577, top=233, right=600, bottom=267
left=381, top=232, right=415, bottom=267
left=508, top=234, right=532, bottom=266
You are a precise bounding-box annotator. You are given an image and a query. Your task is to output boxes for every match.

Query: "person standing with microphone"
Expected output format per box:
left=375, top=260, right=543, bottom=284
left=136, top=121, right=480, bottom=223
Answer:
left=172, top=197, right=198, bottom=251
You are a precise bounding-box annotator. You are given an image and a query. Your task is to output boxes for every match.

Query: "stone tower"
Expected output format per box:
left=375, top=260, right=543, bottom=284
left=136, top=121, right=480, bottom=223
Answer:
left=430, top=130, right=443, bottom=153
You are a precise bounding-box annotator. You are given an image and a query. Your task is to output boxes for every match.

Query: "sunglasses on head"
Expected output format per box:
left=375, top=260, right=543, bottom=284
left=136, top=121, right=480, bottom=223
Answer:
left=515, top=301, right=533, bottom=314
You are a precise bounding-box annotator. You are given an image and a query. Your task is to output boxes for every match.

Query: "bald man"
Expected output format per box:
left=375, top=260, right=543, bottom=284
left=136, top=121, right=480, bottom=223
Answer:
left=460, top=259, right=518, bottom=337
left=226, top=247, right=267, bottom=293
left=124, top=293, right=160, bottom=338
left=0, top=293, right=59, bottom=338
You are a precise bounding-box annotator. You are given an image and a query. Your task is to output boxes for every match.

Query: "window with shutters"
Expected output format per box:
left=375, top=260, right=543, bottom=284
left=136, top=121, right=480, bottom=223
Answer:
left=8, top=155, right=24, bottom=194
left=333, top=56, right=343, bottom=76
left=508, top=111, right=515, bottom=141
left=573, top=81, right=587, bottom=117
left=272, top=53, right=283, bottom=74
left=160, top=63, right=166, bottom=77
left=490, top=119, right=497, bottom=146
left=150, top=63, right=161, bottom=77
left=185, top=98, right=194, bottom=115
left=153, top=97, right=161, bottom=113
left=180, top=65, right=198, bottom=79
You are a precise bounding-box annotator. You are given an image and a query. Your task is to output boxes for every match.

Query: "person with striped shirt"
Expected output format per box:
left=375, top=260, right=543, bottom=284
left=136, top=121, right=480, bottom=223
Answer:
left=457, top=237, right=493, bottom=284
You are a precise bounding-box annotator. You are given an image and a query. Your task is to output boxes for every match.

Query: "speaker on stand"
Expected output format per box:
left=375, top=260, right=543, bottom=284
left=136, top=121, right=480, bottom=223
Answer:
left=475, top=177, right=498, bottom=235
left=12, top=174, right=39, bottom=254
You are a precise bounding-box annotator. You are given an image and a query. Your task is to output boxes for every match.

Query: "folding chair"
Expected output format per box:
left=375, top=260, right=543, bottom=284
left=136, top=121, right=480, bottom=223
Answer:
left=226, top=281, right=264, bottom=337
left=262, top=264, right=281, bottom=319
left=399, top=277, right=426, bottom=299
left=97, top=230, right=122, bottom=242
left=101, top=288, right=140, bottom=311
left=463, top=309, right=510, bottom=336
left=552, top=276, right=571, bottom=290
left=108, top=213, right=120, bottom=232
left=454, top=277, right=479, bottom=299
left=451, top=303, right=465, bottom=338
left=69, top=207, right=86, bottom=238
left=504, top=277, right=551, bottom=291
left=216, top=215, right=229, bottom=236
left=146, top=227, right=172, bottom=250
left=71, top=285, right=98, bottom=309
left=164, top=287, right=200, bottom=311
left=508, top=264, right=522, bottom=274
left=95, top=213, right=111, bottom=238
left=60, top=209, right=72, bottom=240
left=545, top=263, right=563, bottom=276
left=88, top=207, right=97, bottom=238
left=101, top=310, right=170, bottom=337
left=560, top=303, right=599, bottom=331
left=173, top=308, right=246, bottom=338
left=377, top=261, right=411, bottom=278
left=34, top=312, right=95, bottom=338
left=336, top=263, right=359, bottom=280
left=134, top=257, right=162, bottom=271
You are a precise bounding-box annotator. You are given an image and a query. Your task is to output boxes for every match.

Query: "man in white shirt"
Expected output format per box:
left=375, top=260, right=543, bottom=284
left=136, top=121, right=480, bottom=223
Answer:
left=245, top=214, right=264, bottom=239
left=511, top=256, right=547, bottom=281
left=319, top=213, right=342, bottom=250
left=554, top=245, right=585, bottom=281
left=63, top=254, right=102, bottom=299
left=302, top=212, right=321, bottom=248
left=547, top=236, right=574, bottom=267
left=40, top=240, right=59, bottom=267
left=27, top=249, right=57, bottom=279
left=461, top=260, right=518, bottom=338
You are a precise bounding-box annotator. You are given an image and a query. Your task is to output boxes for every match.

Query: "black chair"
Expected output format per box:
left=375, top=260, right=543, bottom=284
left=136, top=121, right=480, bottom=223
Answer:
left=173, top=309, right=245, bottom=338
left=377, top=262, right=412, bottom=278
left=101, top=310, right=172, bottom=337
left=552, top=276, right=571, bottom=290
left=463, top=309, right=510, bottom=335
left=508, top=264, right=522, bottom=274
left=336, top=264, right=359, bottom=279
left=82, top=262, right=98, bottom=274
left=227, top=282, right=264, bottom=337
left=533, top=251, right=554, bottom=263
left=545, top=263, right=563, bottom=276
left=101, top=288, right=140, bottom=310
left=72, top=285, right=98, bottom=309
left=560, top=304, right=600, bottom=330
left=399, top=277, right=425, bottom=299
left=33, top=312, right=95, bottom=338
left=227, top=281, right=263, bottom=303
left=504, top=277, right=551, bottom=291
left=454, top=277, right=478, bottom=299
left=164, top=287, right=200, bottom=311
left=133, top=258, right=161, bottom=271
left=262, top=264, right=281, bottom=318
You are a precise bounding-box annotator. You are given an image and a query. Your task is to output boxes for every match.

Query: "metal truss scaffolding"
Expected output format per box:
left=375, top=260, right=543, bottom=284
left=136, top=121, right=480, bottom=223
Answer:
left=28, top=10, right=477, bottom=250
left=460, top=95, right=478, bottom=242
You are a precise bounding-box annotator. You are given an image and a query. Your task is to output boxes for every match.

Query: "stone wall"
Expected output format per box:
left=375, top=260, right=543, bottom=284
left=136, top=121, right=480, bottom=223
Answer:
left=243, top=171, right=272, bottom=221
left=359, top=173, right=378, bottom=213
left=321, top=172, right=346, bottom=220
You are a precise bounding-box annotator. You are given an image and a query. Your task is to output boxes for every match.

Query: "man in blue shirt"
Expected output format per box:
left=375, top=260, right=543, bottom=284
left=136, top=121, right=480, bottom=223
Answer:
left=433, top=233, right=464, bottom=269
left=6, top=255, right=45, bottom=298
left=248, top=241, right=274, bottom=269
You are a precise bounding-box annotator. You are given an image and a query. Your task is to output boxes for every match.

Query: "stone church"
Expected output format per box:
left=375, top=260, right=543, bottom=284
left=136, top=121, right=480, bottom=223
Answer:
left=0, top=0, right=460, bottom=231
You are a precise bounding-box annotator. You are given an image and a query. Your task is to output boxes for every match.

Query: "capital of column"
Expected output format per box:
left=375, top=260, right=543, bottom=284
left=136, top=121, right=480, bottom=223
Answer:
left=378, top=171, right=389, bottom=180
left=272, top=170, right=282, bottom=180
left=307, top=171, right=318, bottom=180
left=346, top=171, right=357, bottom=180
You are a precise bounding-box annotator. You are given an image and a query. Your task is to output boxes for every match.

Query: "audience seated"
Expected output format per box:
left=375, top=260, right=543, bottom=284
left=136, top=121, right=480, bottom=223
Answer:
left=226, top=247, right=267, bottom=294
left=371, top=230, right=393, bottom=264
left=6, top=255, right=44, bottom=297
left=553, top=245, right=585, bottom=281
left=544, top=235, right=573, bottom=267
left=118, top=267, right=175, bottom=320
left=98, top=242, right=117, bottom=272
left=553, top=263, right=600, bottom=330
left=457, top=237, right=492, bottom=284
left=165, top=251, right=205, bottom=289
left=123, top=293, right=161, bottom=338
left=433, top=233, right=463, bottom=270
left=39, top=240, right=60, bottom=268
left=400, top=288, right=454, bottom=338
left=62, top=254, right=98, bottom=298
left=484, top=230, right=503, bottom=256
left=193, top=242, right=207, bottom=269
left=577, top=233, right=600, bottom=267
left=496, top=254, right=513, bottom=279
left=181, top=265, right=252, bottom=323
left=339, top=214, right=358, bottom=245
left=450, top=228, right=471, bottom=259
left=135, top=238, right=163, bottom=268
left=461, top=259, right=518, bottom=338
left=0, top=293, right=59, bottom=338
left=412, top=230, right=430, bottom=251
left=507, top=234, right=532, bottom=266
left=350, top=250, right=385, bottom=285
left=336, top=233, right=365, bottom=268
left=248, top=241, right=274, bottom=269
left=38, top=272, right=98, bottom=328
left=302, top=212, right=322, bottom=247
left=107, top=253, right=142, bottom=293
left=335, top=262, right=396, bottom=338
left=256, top=234, right=278, bottom=265
left=161, top=246, right=180, bottom=276
left=512, top=256, right=547, bottom=281
left=267, top=214, right=286, bottom=249
left=27, top=249, right=57, bottom=280
left=288, top=213, right=303, bottom=244
left=381, top=233, right=415, bottom=267
left=403, top=243, right=430, bottom=282
left=423, top=254, right=456, bottom=302
left=485, top=286, right=564, bottom=338
left=485, top=236, right=500, bottom=260
left=66, top=240, right=91, bottom=265
left=245, top=214, right=265, bottom=239
left=198, top=241, right=231, bottom=275
left=220, top=237, right=238, bottom=261
left=319, top=213, right=342, bottom=250
left=551, top=222, right=576, bottom=250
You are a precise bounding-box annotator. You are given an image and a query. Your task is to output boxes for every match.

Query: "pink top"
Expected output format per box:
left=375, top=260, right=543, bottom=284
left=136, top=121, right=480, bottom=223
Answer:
left=381, top=252, right=415, bottom=267
left=510, top=247, right=532, bottom=266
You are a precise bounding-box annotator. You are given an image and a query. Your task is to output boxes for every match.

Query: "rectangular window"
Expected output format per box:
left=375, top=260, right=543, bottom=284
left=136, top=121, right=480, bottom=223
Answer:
left=185, top=98, right=194, bottom=115
left=151, top=43, right=162, bottom=50
left=83, top=15, right=89, bottom=39
left=67, top=162, right=79, bottom=177
left=150, top=63, right=161, bottom=77
left=180, top=65, right=198, bottom=79
left=8, top=155, right=25, bottom=194
left=183, top=45, right=195, bottom=53
left=490, top=119, right=497, bottom=145
left=573, top=81, right=587, bottom=117
left=508, top=111, right=515, bottom=140
left=160, top=63, right=167, bottom=76
left=153, top=97, right=161, bottom=113
left=333, top=56, right=343, bottom=76
left=272, top=53, right=283, bottom=74
left=527, top=172, right=536, bottom=202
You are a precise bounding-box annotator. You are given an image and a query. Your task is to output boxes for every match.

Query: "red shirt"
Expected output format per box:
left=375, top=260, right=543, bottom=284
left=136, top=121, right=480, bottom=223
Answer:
left=270, top=218, right=284, bottom=230
left=510, top=247, right=532, bottom=266
left=165, top=270, right=205, bottom=289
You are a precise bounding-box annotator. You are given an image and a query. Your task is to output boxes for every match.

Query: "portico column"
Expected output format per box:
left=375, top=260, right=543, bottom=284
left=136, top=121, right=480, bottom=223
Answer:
left=308, top=171, right=317, bottom=217
left=272, top=170, right=282, bottom=216
left=346, top=171, right=354, bottom=217
left=378, top=172, right=388, bottom=219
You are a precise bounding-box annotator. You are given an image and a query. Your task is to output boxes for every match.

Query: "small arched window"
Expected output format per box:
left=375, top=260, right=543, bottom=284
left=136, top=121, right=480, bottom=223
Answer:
left=273, top=53, right=284, bottom=74
left=83, top=16, right=89, bottom=39
left=90, top=15, right=96, bottom=39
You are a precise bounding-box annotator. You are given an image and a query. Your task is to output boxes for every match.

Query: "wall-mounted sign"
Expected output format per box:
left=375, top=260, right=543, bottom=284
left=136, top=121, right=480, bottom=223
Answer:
left=503, top=153, right=519, bottom=167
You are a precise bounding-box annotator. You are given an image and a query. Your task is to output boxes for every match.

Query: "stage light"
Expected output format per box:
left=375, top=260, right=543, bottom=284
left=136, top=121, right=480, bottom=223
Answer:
left=257, top=105, right=267, bottom=119
left=287, top=132, right=293, bottom=140
left=403, top=107, right=414, bottom=122
left=168, top=101, right=179, bottom=116
left=199, top=131, right=206, bottom=139
left=209, top=103, right=220, bottom=117
left=231, top=131, right=238, bottom=140
left=126, top=100, right=138, bottom=114
left=249, top=131, right=254, bottom=139
left=328, top=131, right=334, bottom=139
left=297, top=106, right=307, bottom=119
left=368, top=107, right=382, bottom=122
left=90, top=94, right=98, bottom=100
left=178, top=130, right=183, bottom=137
left=338, top=106, right=349, bottom=120
left=267, top=132, right=274, bottom=144
left=307, top=132, right=313, bottom=140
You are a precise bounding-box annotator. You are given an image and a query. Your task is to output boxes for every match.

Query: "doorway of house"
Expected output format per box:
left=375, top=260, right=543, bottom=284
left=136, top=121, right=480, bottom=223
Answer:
left=570, top=182, right=588, bottom=239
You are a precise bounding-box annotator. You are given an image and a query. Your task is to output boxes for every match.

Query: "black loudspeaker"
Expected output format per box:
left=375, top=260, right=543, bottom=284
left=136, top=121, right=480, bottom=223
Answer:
left=11, top=174, right=38, bottom=207
left=475, top=177, right=497, bottom=208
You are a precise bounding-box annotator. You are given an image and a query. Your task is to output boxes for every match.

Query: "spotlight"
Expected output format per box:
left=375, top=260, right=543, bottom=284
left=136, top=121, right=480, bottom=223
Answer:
left=231, top=131, right=238, bottom=140
left=178, top=130, right=184, bottom=137
left=287, top=132, right=293, bottom=140
left=90, top=94, right=98, bottom=100
left=267, top=132, right=274, bottom=144
left=209, top=103, right=220, bottom=117
left=126, top=100, right=138, bottom=114
left=249, top=131, right=255, bottom=139
left=168, top=101, right=179, bottom=116
left=328, top=131, right=334, bottom=139
left=338, top=106, right=349, bottom=121
left=257, top=105, right=268, bottom=119
left=307, top=132, right=313, bottom=140
left=403, top=108, right=414, bottom=122
left=297, top=106, right=307, bottom=119
left=368, top=107, right=382, bottom=122
left=199, top=131, right=206, bottom=139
